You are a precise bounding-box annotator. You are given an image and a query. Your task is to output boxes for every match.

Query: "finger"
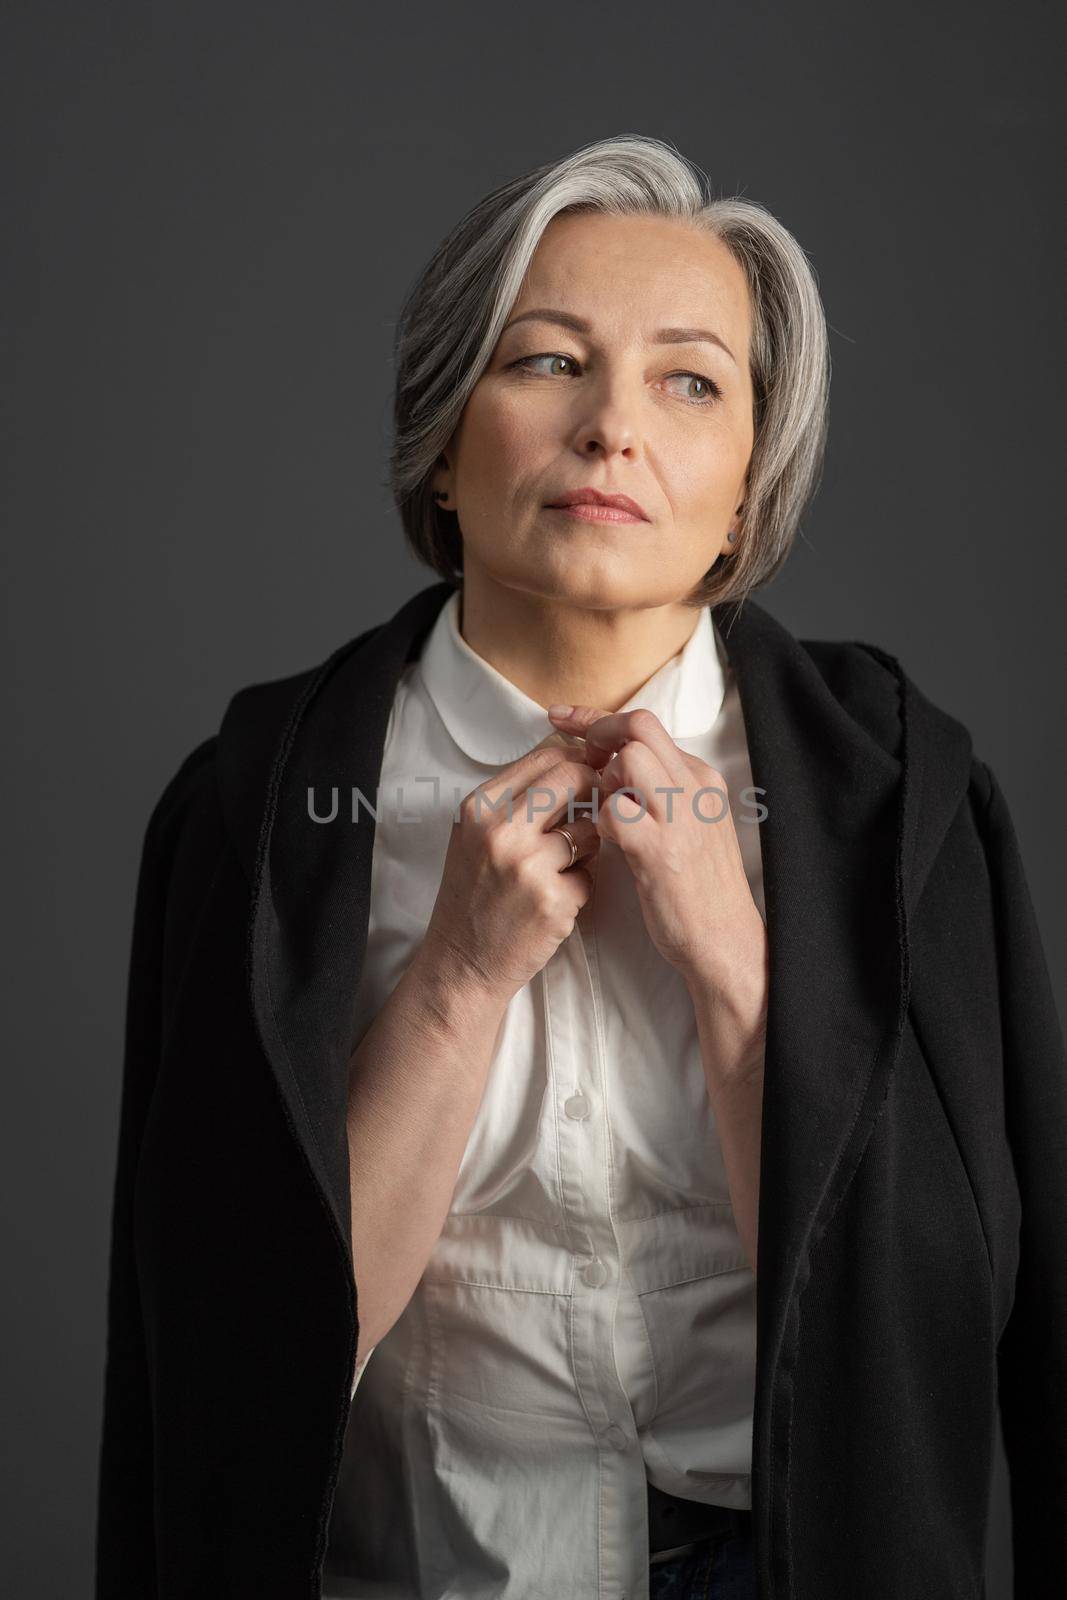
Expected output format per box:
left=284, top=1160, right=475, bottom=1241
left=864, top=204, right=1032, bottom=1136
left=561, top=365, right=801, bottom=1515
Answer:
left=545, top=705, right=612, bottom=767
left=474, top=742, right=591, bottom=811
left=549, top=705, right=688, bottom=786
left=595, top=784, right=654, bottom=852
left=597, top=739, right=676, bottom=819
left=544, top=813, right=599, bottom=853
left=519, top=754, right=601, bottom=828
left=542, top=815, right=600, bottom=869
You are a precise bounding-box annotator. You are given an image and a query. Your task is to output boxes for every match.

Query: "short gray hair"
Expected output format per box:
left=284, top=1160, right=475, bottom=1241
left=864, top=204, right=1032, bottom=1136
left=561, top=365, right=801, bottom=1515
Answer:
left=388, top=133, right=830, bottom=607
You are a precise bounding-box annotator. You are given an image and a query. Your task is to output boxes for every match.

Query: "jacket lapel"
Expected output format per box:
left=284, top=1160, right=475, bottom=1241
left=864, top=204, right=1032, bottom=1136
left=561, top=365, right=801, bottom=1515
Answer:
left=223, top=580, right=974, bottom=1499
left=234, top=583, right=459, bottom=1257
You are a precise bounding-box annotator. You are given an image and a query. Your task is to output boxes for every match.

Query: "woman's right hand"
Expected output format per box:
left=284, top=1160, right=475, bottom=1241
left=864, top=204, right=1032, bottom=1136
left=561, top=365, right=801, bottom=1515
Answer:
left=416, top=738, right=602, bottom=1007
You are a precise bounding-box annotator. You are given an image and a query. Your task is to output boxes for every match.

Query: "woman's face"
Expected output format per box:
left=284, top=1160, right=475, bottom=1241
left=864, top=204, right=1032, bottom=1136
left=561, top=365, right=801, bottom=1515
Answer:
left=434, top=210, right=756, bottom=611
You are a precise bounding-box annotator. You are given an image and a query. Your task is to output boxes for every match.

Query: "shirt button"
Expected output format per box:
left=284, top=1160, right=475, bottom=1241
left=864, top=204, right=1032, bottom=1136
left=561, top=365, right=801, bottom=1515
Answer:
left=582, top=1258, right=609, bottom=1288
left=564, top=1093, right=591, bottom=1120
left=603, top=1424, right=628, bottom=1450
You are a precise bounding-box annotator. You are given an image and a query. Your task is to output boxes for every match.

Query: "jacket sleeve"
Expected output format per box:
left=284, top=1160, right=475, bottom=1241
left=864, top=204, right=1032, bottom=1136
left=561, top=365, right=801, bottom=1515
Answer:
left=978, top=760, right=1067, bottom=1595
left=94, top=740, right=217, bottom=1598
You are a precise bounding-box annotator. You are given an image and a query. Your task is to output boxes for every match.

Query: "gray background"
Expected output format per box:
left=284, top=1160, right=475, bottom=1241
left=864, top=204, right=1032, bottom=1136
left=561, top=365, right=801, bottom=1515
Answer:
left=4, top=1, right=1063, bottom=1592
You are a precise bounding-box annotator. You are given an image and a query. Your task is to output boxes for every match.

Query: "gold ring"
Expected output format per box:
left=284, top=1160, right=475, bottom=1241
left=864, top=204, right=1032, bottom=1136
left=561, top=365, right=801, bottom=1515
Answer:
left=549, top=825, right=579, bottom=870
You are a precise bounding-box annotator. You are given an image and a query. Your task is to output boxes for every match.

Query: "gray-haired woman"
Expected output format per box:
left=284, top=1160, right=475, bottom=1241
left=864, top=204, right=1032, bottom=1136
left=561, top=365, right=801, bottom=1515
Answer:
left=96, top=134, right=1064, bottom=1600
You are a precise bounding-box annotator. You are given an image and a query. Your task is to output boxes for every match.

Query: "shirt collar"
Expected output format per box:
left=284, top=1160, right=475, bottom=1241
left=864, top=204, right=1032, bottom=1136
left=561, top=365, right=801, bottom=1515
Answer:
left=416, top=588, right=729, bottom=767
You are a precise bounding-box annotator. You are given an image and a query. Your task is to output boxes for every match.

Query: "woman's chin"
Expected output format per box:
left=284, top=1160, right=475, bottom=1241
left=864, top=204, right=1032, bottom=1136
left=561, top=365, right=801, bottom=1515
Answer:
left=467, top=541, right=701, bottom=611
left=506, top=566, right=668, bottom=611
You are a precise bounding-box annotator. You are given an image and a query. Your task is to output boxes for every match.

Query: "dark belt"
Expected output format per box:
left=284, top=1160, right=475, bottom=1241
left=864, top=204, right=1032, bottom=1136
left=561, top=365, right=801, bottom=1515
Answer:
left=646, top=1477, right=751, bottom=1557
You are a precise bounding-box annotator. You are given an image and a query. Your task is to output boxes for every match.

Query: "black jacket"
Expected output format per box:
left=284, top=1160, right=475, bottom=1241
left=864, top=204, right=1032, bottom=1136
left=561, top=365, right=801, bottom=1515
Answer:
left=94, top=579, right=1067, bottom=1599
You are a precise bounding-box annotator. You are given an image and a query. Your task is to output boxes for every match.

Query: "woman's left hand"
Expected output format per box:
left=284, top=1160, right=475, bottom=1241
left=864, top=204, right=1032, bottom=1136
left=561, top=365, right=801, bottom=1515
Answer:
left=547, top=703, right=769, bottom=1075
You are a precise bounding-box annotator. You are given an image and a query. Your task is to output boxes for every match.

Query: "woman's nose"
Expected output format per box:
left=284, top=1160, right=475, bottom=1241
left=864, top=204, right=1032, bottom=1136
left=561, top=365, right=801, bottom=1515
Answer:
left=571, top=380, right=640, bottom=459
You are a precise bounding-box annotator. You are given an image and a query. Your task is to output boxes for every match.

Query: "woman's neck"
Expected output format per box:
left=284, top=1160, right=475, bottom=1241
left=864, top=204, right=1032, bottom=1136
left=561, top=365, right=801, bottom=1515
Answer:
left=456, top=571, right=703, bottom=715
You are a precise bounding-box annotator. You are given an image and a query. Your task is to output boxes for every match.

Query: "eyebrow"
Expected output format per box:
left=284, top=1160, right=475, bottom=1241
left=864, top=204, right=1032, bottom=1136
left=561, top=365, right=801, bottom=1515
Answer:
left=500, top=308, right=737, bottom=365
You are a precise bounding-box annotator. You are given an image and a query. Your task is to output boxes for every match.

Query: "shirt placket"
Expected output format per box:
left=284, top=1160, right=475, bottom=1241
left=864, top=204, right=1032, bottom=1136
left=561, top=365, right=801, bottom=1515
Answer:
left=542, top=860, right=647, bottom=1600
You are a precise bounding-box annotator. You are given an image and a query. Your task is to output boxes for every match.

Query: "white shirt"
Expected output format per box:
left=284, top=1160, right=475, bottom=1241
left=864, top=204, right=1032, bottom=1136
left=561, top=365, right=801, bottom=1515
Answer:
left=323, top=589, right=764, bottom=1600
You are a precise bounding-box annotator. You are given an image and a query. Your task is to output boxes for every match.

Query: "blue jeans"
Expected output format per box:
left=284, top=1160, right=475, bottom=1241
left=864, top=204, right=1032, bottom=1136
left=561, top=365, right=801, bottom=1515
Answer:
left=648, top=1513, right=757, bottom=1599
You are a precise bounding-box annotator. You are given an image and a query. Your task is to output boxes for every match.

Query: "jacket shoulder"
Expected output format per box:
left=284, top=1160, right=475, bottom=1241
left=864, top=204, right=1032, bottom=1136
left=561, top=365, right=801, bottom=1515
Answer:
left=139, top=640, right=361, bottom=883
left=142, top=733, right=221, bottom=857
left=799, top=631, right=980, bottom=777
left=797, top=633, right=909, bottom=759
left=215, top=622, right=385, bottom=884
left=219, top=622, right=384, bottom=755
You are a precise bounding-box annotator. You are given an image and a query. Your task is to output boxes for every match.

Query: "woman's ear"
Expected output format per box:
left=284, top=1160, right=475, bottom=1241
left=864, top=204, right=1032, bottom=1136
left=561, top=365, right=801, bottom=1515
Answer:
left=432, top=449, right=455, bottom=508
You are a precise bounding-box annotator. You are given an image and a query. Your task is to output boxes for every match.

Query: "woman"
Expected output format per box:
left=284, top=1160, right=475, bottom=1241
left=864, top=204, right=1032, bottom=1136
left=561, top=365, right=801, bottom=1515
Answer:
left=95, top=135, right=1065, bottom=1600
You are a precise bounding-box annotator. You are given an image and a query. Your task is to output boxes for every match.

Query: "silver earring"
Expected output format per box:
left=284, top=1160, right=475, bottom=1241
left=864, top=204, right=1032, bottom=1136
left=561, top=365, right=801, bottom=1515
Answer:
left=727, top=529, right=737, bottom=543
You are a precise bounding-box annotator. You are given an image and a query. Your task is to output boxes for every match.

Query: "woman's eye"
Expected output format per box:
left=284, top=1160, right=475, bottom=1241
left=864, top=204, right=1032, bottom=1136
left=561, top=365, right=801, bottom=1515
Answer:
left=510, top=355, right=722, bottom=406
left=512, top=353, right=578, bottom=377
left=663, top=371, right=723, bottom=406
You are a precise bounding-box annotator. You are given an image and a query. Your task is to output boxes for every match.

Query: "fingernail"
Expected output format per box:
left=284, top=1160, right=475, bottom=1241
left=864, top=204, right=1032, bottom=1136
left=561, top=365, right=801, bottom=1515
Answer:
left=547, top=704, right=574, bottom=718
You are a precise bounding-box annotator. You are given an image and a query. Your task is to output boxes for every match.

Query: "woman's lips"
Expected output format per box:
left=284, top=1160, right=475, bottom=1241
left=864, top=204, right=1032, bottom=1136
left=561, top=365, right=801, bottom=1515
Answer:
left=545, top=503, right=647, bottom=524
